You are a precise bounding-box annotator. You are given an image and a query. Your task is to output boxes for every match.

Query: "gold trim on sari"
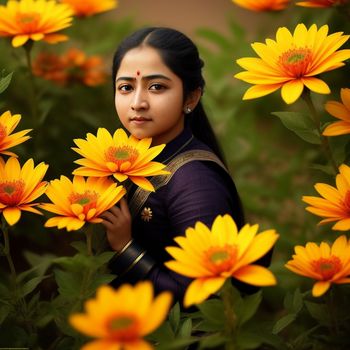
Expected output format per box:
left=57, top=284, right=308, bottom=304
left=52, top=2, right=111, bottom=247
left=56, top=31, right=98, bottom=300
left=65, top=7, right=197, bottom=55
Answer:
left=129, top=150, right=228, bottom=218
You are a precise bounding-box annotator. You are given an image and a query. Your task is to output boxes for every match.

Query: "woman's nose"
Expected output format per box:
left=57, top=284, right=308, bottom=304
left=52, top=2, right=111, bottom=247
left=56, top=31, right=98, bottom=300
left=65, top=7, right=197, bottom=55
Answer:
left=131, top=89, right=149, bottom=111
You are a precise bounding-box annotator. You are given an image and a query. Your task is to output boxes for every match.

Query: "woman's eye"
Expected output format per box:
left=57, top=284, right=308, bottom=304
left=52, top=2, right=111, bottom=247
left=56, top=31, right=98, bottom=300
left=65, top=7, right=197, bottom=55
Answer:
left=118, top=84, right=132, bottom=92
left=150, top=83, right=165, bottom=91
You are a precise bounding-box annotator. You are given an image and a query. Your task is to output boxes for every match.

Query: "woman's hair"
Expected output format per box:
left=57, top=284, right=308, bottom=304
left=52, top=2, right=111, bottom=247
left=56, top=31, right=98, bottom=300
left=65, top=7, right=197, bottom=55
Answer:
left=112, top=27, right=227, bottom=165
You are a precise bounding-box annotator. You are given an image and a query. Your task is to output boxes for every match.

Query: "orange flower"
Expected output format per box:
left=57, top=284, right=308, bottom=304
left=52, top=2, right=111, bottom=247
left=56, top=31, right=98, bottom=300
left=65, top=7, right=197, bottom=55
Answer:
left=0, top=157, right=48, bottom=226
left=32, top=51, right=68, bottom=85
left=323, top=88, right=350, bottom=136
left=69, top=282, right=172, bottom=350
left=165, top=214, right=278, bottom=307
left=62, top=48, right=106, bottom=86
left=285, top=235, right=350, bottom=297
left=235, top=24, right=350, bottom=104
left=296, top=0, right=347, bottom=7
left=0, top=111, right=31, bottom=157
left=61, top=0, right=117, bottom=17
left=32, top=48, right=106, bottom=86
left=72, top=128, right=169, bottom=192
left=232, top=0, right=290, bottom=11
left=302, top=164, right=350, bottom=231
left=40, top=175, right=126, bottom=231
left=0, top=0, right=73, bottom=48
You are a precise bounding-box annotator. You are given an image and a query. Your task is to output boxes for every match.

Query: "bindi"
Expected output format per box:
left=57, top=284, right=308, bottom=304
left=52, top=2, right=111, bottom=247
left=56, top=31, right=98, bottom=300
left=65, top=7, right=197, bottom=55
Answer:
left=136, top=70, right=140, bottom=76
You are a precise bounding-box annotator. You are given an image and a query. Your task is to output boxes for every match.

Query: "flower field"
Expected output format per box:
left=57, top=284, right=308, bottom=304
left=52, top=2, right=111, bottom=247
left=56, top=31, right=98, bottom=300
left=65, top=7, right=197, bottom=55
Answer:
left=0, top=0, right=350, bottom=349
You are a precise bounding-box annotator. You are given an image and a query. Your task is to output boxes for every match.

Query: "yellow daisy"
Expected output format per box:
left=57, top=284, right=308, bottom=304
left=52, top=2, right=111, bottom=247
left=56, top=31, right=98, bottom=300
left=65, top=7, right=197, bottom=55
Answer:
left=232, top=0, right=290, bottom=11
left=40, top=175, right=126, bottom=232
left=0, top=157, right=48, bottom=226
left=61, top=0, right=117, bottom=17
left=0, top=0, right=73, bottom=48
left=302, top=164, right=350, bottom=231
left=235, top=23, right=350, bottom=104
left=165, top=214, right=279, bottom=307
left=285, top=235, right=350, bottom=297
left=0, top=110, right=31, bottom=157
left=323, top=88, right=350, bottom=136
left=69, top=282, right=172, bottom=350
left=72, top=128, right=169, bottom=192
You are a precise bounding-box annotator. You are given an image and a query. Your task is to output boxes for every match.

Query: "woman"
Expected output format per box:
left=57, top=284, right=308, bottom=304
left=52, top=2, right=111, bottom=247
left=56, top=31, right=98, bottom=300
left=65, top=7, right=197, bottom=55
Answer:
left=101, top=27, right=261, bottom=304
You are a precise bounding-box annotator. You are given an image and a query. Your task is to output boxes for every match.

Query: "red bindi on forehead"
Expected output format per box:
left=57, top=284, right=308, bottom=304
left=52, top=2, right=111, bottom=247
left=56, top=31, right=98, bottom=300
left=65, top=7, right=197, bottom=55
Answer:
left=136, top=70, right=140, bottom=76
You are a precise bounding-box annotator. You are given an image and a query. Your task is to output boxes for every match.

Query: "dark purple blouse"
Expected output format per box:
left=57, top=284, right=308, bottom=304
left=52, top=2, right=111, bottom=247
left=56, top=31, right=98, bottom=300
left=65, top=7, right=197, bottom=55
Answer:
left=109, top=126, right=251, bottom=303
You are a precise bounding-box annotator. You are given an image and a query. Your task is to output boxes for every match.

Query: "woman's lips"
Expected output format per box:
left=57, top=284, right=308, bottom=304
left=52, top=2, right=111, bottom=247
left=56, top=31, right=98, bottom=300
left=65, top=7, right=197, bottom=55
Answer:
left=130, top=116, right=151, bottom=124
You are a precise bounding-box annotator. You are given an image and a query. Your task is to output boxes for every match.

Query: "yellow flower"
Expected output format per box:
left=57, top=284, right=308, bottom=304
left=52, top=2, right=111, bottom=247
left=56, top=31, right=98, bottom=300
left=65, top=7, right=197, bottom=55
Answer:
left=235, top=23, right=350, bottom=104
left=0, top=111, right=31, bottom=157
left=323, top=88, right=350, bottom=136
left=69, top=282, right=172, bottom=350
left=232, top=0, right=290, bottom=11
left=0, top=0, right=73, bottom=48
left=165, top=214, right=279, bottom=307
left=72, top=128, right=169, bottom=192
left=285, top=235, right=350, bottom=297
left=40, top=175, right=126, bottom=231
left=302, top=164, right=350, bottom=231
left=296, top=0, right=347, bottom=7
left=0, top=157, right=48, bottom=226
left=61, top=0, right=117, bottom=17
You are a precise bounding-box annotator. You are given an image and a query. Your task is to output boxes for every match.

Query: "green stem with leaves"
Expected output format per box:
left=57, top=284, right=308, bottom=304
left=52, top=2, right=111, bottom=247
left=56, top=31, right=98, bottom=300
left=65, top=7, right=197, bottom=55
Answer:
left=221, top=280, right=237, bottom=350
left=85, top=224, right=94, bottom=256
left=302, top=90, right=338, bottom=174
left=1, top=218, right=17, bottom=282
left=23, top=41, right=39, bottom=125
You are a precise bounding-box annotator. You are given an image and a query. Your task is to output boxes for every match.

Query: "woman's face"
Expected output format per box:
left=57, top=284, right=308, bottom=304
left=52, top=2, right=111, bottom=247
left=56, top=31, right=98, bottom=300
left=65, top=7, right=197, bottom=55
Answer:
left=114, top=46, right=186, bottom=145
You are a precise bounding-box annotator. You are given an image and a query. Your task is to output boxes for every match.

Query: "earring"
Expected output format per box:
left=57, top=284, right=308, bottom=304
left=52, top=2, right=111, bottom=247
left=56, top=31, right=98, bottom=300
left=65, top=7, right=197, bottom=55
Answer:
left=185, top=107, right=192, bottom=114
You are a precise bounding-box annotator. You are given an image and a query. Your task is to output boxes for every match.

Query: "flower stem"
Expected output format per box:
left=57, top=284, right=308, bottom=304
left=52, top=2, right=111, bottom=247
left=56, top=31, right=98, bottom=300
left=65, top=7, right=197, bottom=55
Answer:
left=302, top=90, right=338, bottom=174
left=221, top=281, right=237, bottom=350
left=326, top=289, right=339, bottom=338
left=23, top=41, right=39, bottom=125
left=85, top=224, right=94, bottom=256
left=1, top=218, right=17, bottom=282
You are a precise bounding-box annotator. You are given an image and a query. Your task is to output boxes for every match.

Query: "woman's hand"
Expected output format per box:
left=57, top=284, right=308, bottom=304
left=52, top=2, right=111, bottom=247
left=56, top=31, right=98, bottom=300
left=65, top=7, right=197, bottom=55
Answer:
left=100, top=198, right=132, bottom=252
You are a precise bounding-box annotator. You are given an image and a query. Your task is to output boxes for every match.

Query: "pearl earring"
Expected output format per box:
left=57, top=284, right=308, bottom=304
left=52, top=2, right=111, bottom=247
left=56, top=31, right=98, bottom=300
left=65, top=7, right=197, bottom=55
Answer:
left=185, top=107, right=192, bottom=114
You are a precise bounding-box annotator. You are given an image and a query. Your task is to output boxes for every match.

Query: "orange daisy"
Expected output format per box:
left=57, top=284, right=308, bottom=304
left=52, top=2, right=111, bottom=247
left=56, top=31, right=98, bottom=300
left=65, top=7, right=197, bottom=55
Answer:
left=69, top=282, right=172, bottom=350
left=0, top=157, right=48, bottom=226
left=72, top=128, right=169, bottom=192
left=61, top=0, right=117, bottom=17
left=165, top=214, right=278, bottom=307
left=235, top=23, right=350, bottom=104
left=0, top=110, right=31, bottom=157
left=323, top=88, right=350, bottom=136
left=232, top=0, right=290, bottom=11
left=302, top=164, right=350, bottom=231
left=0, top=0, right=73, bottom=48
left=296, top=0, right=347, bottom=7
left=285, top=235, right=350, bottom=296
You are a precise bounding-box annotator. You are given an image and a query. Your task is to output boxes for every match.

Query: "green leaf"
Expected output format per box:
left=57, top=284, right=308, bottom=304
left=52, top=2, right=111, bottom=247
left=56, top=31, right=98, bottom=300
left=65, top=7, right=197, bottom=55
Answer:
left=156, top=337, right=198, bottom=350
left=272, top=313, right=297, bottom=334
left=168, top=302, right=181, bottom=333
left=198, top=333, right=228, bottom=349
left=284, top=288, right=303, bottom=313
left=304, top=301, right=331, bottom=326
left=197, top=299, right=225, bottom=326
left=271, top=111, right=321, bottom=144
left=236, top=328, right=263, bottom=349
left=0, top=71, right=13, bottom=94
left=178, top=318, right=192, bottom=338
left=54, top=269, right=82, bottom=298
left=0, top=300, right=12, bottom=324
left=18, top=275, right=49, bottom=298
left=236, top=291, right=262, bottom=327
left=148, top=320, right=175, bottom=342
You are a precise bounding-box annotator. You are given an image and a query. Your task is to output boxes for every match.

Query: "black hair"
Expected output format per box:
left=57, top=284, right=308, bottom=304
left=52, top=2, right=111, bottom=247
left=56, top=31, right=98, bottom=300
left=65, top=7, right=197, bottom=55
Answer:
left=112, top=27, right=227, bottom=165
